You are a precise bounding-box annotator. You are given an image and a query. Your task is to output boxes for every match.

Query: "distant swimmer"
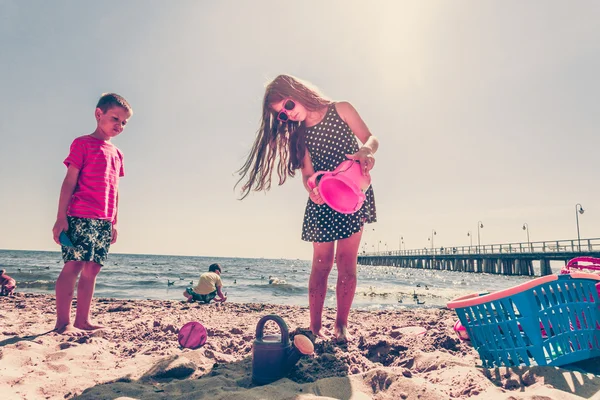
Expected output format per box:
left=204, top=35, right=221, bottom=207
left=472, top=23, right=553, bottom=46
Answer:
left=269, top=276, right=286, bottom=285
left=167, top=280, right=175, bottom=286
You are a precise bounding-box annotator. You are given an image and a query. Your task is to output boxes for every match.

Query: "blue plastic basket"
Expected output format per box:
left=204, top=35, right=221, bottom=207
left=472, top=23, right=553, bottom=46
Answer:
left=448, top=273, right=600, bottom=368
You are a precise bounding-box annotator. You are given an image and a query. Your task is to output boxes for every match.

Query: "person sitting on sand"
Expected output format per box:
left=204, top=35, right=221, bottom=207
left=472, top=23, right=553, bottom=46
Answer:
left=0, top=269, right=16, bottom=296
left=183, top=263, right=227, bottom=304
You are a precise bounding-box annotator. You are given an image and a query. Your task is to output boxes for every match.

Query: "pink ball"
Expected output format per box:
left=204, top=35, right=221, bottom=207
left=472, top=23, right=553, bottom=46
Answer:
left=178, top=321, right=207, bottom=349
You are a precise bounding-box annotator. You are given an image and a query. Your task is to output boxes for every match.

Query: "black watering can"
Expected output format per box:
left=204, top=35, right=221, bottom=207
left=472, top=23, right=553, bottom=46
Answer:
left=251, top=314, right=314, bottom=385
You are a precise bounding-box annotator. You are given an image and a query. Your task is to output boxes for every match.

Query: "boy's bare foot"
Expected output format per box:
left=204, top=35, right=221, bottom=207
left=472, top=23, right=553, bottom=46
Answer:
left=310, top=326, right=334, bottom=340
left=54, top=323, right=85, bottom=336
left=335, top=325, right=352, bottom=344
left=74, top=321, right=106, bottom=331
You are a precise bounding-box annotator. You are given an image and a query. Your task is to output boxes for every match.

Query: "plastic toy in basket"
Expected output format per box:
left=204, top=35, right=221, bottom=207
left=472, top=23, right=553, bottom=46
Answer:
left=561, top=257, right=600, bottom=298
left=447, top=273, right=600, bottom=368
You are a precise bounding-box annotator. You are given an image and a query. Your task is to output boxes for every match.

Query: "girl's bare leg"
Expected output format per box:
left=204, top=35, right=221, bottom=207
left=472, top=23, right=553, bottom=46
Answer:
left=309, top=241, right=335, bottom=338
left=333, top=229, right=363, bottom=343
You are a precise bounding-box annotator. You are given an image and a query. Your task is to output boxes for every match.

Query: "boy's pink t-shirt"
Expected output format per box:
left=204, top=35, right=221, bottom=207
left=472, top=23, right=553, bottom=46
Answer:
left=64, top=135, right=124, bottom=222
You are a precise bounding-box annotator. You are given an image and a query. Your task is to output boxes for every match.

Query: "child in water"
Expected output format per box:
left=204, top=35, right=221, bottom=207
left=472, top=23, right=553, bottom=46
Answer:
left=237, top=75, right=378, bottom=343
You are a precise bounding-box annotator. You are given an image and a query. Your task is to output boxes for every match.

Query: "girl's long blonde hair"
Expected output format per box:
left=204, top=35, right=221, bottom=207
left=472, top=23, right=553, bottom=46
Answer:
left=236, top=74, right=332, bottom=199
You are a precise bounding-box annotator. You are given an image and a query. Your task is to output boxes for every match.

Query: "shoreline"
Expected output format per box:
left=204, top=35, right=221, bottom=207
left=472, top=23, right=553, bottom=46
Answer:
left=1, top=293, right=599, bottom=399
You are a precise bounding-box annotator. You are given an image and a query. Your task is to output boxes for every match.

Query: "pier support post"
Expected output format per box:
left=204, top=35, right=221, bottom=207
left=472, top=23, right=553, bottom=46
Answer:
left=540, top=259, right=552, bottom=276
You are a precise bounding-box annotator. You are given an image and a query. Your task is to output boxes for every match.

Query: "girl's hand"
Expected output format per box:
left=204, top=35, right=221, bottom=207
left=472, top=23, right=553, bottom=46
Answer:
left=309, top=187, right=325, bottom=205
left=346, top=147, right=375, bottom=176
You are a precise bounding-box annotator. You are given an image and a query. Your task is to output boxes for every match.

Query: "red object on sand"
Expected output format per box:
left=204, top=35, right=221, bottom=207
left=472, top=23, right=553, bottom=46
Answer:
left=178, top=321, right=207, bottom=349
left=453, top=320, right=470, bottom=341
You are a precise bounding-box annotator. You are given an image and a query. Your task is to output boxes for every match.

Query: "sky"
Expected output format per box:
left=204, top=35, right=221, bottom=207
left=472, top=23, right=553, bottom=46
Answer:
left=1, top=1, right=599, bottom=259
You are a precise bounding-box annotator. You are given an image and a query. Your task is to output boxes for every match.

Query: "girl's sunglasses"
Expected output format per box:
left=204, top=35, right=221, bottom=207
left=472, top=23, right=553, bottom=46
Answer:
left=277, top=99, right=296, bottom=122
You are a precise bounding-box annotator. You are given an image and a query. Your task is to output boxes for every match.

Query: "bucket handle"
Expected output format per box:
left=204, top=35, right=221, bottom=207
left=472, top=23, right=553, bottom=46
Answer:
left=307, top=171, right=329, bottom=190
left=255, top=314, right=289, bottom=344
left=307, top=159, right=363, bottom=190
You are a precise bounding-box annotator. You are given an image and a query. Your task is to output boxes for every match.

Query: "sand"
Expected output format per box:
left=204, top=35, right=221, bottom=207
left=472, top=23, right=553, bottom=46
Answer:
left=1, top=293, right=600, bottom=400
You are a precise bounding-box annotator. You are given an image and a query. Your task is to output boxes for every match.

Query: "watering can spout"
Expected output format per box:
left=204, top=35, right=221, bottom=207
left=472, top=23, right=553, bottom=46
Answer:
left=284, top=334, right=314, bottom=372
left=251, top=315, right=314, bottom=385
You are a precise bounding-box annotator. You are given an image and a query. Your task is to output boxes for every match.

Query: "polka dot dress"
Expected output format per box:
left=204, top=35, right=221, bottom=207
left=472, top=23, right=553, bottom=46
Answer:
left=301, top=103, right=377, bottom=243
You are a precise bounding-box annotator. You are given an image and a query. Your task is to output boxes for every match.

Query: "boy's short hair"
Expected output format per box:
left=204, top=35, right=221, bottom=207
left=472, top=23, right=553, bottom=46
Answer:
left=0, top=269, right=4, bottom=275
left=208, top=263, right=221, bottom=273
left=96, top=93, right=133, bottom=114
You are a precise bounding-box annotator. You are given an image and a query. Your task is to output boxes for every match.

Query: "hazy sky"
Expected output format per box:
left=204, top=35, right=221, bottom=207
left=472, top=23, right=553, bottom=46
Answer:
left=1, top=1, right=599, bottom=259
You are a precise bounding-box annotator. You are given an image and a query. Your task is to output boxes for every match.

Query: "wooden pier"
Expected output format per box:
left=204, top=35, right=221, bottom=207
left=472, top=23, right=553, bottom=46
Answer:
left=357, top=238, right=600, bottom=276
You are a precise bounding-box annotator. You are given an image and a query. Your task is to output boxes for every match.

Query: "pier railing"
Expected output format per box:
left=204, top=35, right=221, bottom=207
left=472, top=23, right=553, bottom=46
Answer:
left=363, top=238, right=600, bottom=257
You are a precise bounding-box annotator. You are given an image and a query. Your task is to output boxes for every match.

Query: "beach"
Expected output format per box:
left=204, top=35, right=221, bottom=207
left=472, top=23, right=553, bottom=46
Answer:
left=1, top=293, right=599, bottom=399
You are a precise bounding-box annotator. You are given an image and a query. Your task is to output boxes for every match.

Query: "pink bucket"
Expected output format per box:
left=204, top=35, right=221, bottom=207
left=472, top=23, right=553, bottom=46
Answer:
left=307, top=160, right=371, bottom=214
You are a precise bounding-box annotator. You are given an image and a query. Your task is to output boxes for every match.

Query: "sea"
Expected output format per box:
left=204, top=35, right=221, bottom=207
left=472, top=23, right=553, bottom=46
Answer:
left=0, top=249, right=561, bottom=310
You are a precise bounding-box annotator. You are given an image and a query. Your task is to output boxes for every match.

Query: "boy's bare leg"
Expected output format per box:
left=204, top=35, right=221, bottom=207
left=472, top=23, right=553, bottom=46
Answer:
left=309, top=242, right=335, bottom=339
left=183, top=290, right=194, bottom=302
left=73, top=262, right=105, bottom=331
left=54, top=261, right=85, bottom=335
left=334, top=229, right=362, bottom=344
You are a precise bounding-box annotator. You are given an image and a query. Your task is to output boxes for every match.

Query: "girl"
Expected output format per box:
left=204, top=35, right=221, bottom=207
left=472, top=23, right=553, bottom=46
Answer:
left=237, top=74, right=378, bottom=343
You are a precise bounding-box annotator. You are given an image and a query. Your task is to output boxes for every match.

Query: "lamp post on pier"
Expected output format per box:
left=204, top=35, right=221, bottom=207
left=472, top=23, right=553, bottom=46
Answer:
left=477, top=221, right=484, bottom=251
left=575, top=203, right=585, bottom=252
left=428, top=230, right=437, bottom=253
left=467, top=231, right=472, bottom=247
left=522, top=223, right=530, bottom=251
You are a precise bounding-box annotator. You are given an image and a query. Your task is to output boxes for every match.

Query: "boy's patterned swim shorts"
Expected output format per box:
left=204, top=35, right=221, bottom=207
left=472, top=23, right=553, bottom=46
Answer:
left=186, top=287, right=217, bottom=303
left=62, top=217, right=113, bottom=266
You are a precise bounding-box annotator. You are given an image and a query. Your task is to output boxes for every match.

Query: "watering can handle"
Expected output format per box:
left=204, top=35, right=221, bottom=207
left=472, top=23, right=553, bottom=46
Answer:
left=255, top=314, right=289, bottom=344
left=307, top=171, right=328, bottom=190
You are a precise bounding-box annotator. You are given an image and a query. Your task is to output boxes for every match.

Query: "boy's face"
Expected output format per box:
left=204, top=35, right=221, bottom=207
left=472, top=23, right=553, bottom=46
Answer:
left=95, top=106, right=132, bottom=139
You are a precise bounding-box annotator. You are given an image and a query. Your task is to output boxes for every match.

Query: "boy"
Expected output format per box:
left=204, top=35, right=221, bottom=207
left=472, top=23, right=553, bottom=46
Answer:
left=0, top=269, right=16, bottom=296
left=51, top=93, right=132, bottom=335
left=183, top=263, right=227, bottom=303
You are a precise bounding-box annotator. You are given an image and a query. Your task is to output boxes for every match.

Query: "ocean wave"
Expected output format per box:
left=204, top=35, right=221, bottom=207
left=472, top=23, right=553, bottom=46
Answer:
left=17, top=280, right=56, bottom=289
left=248, top=283, right=306, bottom=294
